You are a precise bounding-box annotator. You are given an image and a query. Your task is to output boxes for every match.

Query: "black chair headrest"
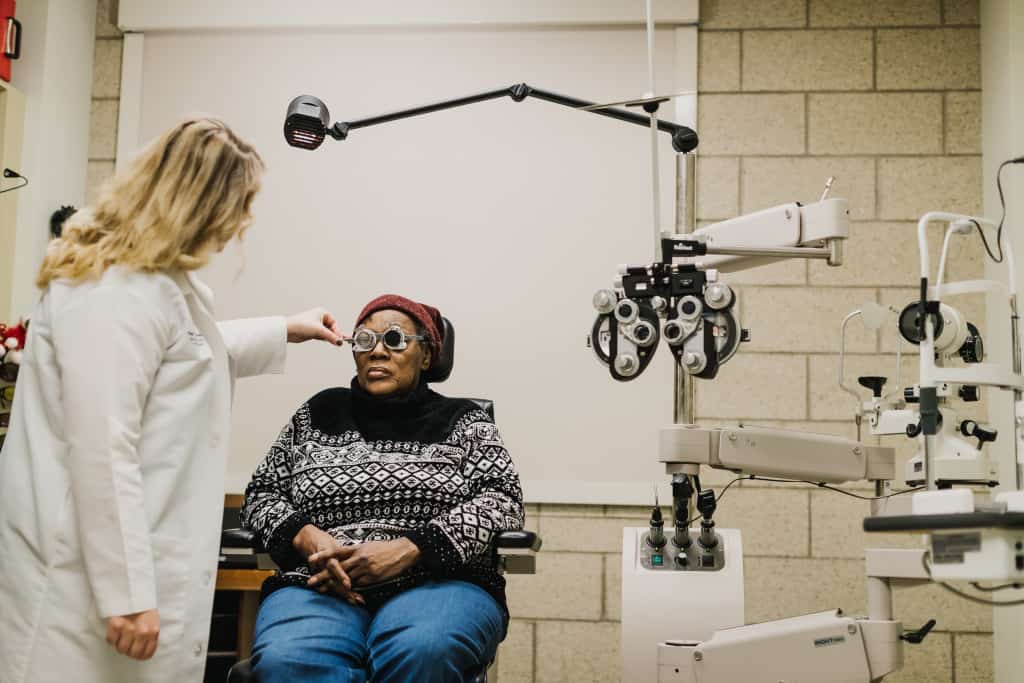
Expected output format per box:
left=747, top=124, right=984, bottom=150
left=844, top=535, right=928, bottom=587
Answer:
left=423, top=317, right=454, bottom=383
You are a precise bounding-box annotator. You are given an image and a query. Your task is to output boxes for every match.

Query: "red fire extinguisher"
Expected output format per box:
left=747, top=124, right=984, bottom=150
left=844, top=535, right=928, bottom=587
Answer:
left=0, top=0, right=20, bottom=83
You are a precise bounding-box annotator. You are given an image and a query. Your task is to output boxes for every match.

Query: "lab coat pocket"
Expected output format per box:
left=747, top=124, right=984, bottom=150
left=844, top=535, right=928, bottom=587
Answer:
left=149, top=533, right=189, bottom=648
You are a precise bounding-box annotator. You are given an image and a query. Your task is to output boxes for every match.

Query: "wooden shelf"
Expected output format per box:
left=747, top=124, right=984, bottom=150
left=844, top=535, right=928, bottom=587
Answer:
left=216, top=568, right=274, bottom=592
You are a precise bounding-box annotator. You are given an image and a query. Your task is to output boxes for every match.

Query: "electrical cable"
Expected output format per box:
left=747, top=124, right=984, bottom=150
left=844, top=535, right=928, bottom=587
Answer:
left=685, top=476, right=742, bottom=525
left=921, top=552, right=1024, bottom=607
left=972, top=157, right=1024, bottom=264
left=970, top=581, right=1023, bottom=592
left=0, top=175, right=26, bottom=194
left=683, top=476, right=922, bottom=526
left=740, top=475, right=924, bottom=501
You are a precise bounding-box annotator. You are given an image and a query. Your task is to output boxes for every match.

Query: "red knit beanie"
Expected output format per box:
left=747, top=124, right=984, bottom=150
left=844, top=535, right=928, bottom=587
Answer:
left=355, top=294, right=444, bottom=366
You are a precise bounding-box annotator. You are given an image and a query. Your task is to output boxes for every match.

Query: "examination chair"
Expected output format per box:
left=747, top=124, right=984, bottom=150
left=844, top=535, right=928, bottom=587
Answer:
left=222, top=318, right=541, bottom=683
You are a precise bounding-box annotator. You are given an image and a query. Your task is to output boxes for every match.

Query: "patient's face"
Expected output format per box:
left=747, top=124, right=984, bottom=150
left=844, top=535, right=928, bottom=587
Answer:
left=354, top=309, right=431, bottom=397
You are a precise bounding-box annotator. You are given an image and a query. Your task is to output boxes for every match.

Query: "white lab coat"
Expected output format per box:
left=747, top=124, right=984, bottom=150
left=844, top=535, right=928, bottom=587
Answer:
left=0, top=267, right=286, bottom=683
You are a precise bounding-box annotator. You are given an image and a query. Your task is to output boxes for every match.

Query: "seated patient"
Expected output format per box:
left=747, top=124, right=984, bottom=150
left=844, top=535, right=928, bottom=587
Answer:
left=241, top=294, right=524, bottom=683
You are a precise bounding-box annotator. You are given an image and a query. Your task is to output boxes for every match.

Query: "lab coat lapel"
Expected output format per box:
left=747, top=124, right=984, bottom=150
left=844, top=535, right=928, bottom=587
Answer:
left=171, top=271, right=230, bottom=384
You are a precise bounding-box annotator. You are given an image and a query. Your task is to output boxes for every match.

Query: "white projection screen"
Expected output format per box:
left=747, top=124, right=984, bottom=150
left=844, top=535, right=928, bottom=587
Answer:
left=124, top=7, right=698, bottom=504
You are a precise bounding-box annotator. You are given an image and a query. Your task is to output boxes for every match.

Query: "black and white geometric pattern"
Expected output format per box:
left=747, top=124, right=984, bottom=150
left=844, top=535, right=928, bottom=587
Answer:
left=241, top=390, right=524, bottom=611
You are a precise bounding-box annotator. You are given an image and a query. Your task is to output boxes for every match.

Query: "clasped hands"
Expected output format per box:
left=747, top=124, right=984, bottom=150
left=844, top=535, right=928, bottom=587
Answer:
left=293, top=525, right=421, bottom=606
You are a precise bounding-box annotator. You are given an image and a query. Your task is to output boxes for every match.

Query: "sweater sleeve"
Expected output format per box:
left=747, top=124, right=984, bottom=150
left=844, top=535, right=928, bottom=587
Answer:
left=405, top=410, right=525, bottom=575
left=240, top=409, right=312, bottom=571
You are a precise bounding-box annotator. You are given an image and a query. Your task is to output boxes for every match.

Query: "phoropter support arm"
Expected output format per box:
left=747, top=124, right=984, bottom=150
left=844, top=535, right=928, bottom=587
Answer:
left=328, top=83, right=699, bottom=153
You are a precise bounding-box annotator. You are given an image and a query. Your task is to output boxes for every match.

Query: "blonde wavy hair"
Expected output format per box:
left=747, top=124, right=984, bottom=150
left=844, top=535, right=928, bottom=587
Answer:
left=37, top=116, right=264, bottom=288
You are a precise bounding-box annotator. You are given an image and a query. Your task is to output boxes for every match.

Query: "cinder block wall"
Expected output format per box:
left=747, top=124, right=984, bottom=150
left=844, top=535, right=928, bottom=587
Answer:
left=88, top=2, right=989, bottom=681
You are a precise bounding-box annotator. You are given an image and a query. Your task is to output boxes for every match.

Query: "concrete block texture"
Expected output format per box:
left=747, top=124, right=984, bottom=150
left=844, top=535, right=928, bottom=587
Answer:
left=878, top=156, right=982, bottom=220
left=92, top=39, right=122, bottom=99
left=96, top=0, right=123, bottom=38
left=739, top=287, right=877, bottom=353
left=810, top=490, right=926, bottom=558
left=539, top=516, right=650, bottom=554
left=942, top=0, right=979, bottom=25
left=893, top=580, right=993, bottom=632
left=88, top=99, right=119, bottom=160
left=698, top=31, right=740, bottom=92
left=713, top=486, right=810, bottom=556
left=604, top=553, right=621, bottom=621
left=496, top=620, right=534, bottom=683
left=505, top=553, right=603, bottom=620
left=945, top=91, right=982, bottom=154
left=887, top=632, right=953, bottom=683
left=743, top=556, right=865, bottom=622
left=809, top=0, right=941, bottom=27
left=808, top=93, right=943, bottom=155
left=954, top=633, right=994, bottom=683
left=534, top=621, right=620, bottom=683
left=809, top=221, right=984, bottom=288
left=721, top=259, right=807, bottom=286
left=700, top=0, right=808, bottom=29
left=877, top=28, right=980, bottom=90
left=742, top=30, right=873, bottom=91
left=86, top=161, right=115, bottom=204
left=696, top=156, right=740, bottom=220
left=697, top=94, right=805, bottom=155
left=696, top=353, right=807, bottom=420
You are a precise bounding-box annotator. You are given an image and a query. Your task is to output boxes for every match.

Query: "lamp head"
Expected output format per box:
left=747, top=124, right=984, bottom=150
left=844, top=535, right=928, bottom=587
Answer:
left=284, top=95, right=331, bottom=150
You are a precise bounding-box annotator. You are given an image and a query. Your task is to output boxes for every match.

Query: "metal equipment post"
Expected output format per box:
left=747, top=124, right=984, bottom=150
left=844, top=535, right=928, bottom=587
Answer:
left=674, top=152, right=697, bottom=425
left=671, top=152, right=698, bottom=543
left=1012, top=292, right=1023, bottom=490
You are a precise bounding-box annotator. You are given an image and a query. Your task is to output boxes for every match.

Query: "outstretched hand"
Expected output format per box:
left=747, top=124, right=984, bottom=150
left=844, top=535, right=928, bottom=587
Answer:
left=286, top=308, right=344, bottom=345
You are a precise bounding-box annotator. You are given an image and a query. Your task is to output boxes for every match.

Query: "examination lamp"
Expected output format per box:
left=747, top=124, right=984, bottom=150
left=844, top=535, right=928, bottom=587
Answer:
left=283, top=83, right=699, bottom=153
left=283, top=95, right=332, bottom=150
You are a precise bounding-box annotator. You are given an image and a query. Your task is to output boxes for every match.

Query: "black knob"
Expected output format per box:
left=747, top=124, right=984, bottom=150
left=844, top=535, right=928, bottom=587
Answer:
left=960, top=420, right=997, bottom=447
left=858, top=376, right=888, bottom=398
left=696, top=490, right=717, bottom=520
left=959, top=323, right=985, bottom=363
left=901, top=619, right=937, bottom=644
left=958, top=385, right=980, bottom=402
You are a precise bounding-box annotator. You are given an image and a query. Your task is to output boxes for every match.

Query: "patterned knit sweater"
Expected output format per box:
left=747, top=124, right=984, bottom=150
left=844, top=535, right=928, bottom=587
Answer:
left=240, top=380, right=525, bottom=613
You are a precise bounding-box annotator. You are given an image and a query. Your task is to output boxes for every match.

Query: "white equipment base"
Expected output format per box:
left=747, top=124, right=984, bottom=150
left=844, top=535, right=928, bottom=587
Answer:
left=621, top=527, right=744, bottom=683
left=656, top=610, right=901, bottom=683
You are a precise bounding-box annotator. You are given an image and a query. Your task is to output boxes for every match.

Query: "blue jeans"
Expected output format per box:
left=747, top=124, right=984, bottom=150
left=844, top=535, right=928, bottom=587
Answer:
left=251, top=581, right=506, bottom=683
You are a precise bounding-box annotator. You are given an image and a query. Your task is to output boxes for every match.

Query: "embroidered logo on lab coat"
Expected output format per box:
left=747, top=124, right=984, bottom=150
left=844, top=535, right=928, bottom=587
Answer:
left=188, top=331, right=206, bottom=346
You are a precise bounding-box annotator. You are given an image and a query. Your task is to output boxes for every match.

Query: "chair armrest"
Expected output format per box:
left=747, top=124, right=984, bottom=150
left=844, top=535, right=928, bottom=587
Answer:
left=220, top=528, right=275, bottom=570
left=494, top=530, right=541, bottom=575
left=221, top=527, right=263, bottom=551
left=494, top=530, right=541, bottom=553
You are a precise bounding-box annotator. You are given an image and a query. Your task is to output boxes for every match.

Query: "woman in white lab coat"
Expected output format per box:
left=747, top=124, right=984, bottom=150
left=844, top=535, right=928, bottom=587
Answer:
left=0, top=117, right=343, bottom=683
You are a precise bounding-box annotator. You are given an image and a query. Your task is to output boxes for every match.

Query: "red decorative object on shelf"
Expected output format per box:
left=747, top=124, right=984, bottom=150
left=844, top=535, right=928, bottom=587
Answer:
left=0, top=0, right=19, bottom=83
left=0, top=319, right=26, bottom=382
